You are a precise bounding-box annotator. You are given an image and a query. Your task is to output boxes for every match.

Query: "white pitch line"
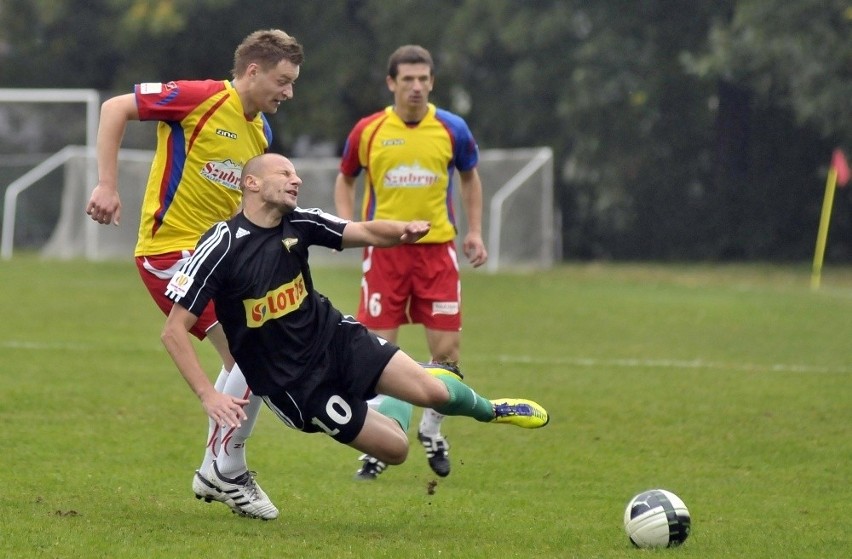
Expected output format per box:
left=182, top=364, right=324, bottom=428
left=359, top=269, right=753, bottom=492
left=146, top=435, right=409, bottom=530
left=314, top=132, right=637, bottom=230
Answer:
left=1, top=340, right=94, bottom=351
left=471, top=355, right=852, bottom=375
left=3, top=340, right=849, bottom=375
left=0, top=340, right=160, bottom=352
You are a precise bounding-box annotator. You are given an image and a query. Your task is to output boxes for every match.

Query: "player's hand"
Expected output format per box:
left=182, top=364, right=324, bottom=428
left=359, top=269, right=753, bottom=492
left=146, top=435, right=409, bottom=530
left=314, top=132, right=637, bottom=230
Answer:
left=201, top=391, right=250, bottom=429
left=463, top=232, right=488, bottom=268
left=400, top=220, right=431, bottom=244
left=86, top=184, right=122, bottom=225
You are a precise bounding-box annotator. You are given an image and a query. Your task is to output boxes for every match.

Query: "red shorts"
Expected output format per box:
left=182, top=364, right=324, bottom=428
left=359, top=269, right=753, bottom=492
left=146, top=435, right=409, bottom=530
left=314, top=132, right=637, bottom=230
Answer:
left=357, top=242, right=461, bottom=331
left=135, top=251, right=218, bottom=340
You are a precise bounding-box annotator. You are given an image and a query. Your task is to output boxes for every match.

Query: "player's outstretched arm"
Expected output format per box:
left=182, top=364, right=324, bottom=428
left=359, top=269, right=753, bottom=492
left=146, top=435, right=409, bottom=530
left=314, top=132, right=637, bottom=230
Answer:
left=341, top=219, right=430, bottom=248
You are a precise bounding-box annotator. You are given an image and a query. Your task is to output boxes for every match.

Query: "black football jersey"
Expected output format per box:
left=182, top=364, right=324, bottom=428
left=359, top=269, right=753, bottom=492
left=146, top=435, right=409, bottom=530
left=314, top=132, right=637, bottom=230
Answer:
left=167, top=208, right=348, bottom=395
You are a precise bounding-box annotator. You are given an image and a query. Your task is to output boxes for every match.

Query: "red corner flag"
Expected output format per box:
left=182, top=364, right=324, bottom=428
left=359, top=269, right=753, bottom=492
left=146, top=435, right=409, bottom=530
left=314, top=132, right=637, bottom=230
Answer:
left=832, top=148, right=850, bottom=187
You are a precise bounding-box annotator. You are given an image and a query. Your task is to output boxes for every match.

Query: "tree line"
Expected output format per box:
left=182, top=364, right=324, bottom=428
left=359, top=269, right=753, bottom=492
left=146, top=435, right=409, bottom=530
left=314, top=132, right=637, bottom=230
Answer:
left=1, top=0, right=849, bottom=261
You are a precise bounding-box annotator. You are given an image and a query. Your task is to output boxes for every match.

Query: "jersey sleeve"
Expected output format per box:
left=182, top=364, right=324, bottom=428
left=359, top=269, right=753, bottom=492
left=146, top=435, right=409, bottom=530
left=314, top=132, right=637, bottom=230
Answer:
left=338, top=111, right=387, bottom=177
left=260, top=113, right=273, bottom=151
left=291, top=208, right=348, bottom=251
left=435, top=108, right=479, bottom=172
left=165, top=221, right=232, bottom=315
left=135, top=79, right=226, bottom=122
left=338, top=125, right=365, bottom=177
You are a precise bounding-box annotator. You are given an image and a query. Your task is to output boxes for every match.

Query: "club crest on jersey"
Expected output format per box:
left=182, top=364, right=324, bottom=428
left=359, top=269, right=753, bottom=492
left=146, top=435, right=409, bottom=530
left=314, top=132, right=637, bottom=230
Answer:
left=201, top=159, right=241, bottom=191
left=384, top=163, right=438, bottom=188
left=282, top=238, right=299, bottom=251
left=165, top=271, right=194, bottom=299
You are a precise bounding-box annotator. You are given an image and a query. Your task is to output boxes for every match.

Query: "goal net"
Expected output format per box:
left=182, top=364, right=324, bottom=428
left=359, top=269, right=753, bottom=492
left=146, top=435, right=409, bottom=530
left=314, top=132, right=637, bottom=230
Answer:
left=0, top=89, right=555, bottom=270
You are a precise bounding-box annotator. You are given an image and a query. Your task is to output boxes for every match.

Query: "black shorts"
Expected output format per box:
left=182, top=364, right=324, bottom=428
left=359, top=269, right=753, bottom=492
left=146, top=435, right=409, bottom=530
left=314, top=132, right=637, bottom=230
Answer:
left=260, top=317, right=399, bottom=444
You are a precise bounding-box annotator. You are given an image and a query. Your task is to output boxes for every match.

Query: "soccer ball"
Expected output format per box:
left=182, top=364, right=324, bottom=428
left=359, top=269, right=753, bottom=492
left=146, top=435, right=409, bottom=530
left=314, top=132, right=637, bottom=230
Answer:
left=623, top=489, right=691, bottom=548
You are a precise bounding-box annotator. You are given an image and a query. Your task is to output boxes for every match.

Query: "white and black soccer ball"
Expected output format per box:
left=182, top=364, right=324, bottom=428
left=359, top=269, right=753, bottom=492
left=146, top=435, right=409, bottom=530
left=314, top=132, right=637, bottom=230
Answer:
left=623, top=489, right=691, bottom=548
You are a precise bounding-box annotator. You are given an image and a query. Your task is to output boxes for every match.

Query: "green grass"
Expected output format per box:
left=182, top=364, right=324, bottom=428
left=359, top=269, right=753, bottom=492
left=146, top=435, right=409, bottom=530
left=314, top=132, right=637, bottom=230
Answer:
left=1, top=256, right=850, bottom=558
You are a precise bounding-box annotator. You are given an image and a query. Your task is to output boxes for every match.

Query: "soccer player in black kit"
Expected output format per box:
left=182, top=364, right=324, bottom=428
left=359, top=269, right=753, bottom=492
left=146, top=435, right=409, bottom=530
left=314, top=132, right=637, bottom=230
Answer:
left=161, top=153, right=548, bottom=516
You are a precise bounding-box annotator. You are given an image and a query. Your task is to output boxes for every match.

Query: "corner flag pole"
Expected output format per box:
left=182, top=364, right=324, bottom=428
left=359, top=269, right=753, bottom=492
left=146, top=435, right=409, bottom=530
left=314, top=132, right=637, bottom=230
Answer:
left=811, top=167, right=838, bottom=290
left=811, top=149, right=850, bottom=290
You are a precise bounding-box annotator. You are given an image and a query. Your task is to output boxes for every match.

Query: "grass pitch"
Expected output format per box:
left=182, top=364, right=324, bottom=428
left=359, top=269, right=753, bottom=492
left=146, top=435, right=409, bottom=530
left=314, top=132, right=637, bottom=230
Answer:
left=1, top=256, right=850, bottom=558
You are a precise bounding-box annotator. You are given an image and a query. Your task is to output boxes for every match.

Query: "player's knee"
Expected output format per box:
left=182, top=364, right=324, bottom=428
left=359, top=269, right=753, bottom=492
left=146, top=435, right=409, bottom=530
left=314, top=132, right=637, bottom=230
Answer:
left=378, top=435, right=409, bottom=465
left=385, top=446, right=409, bottom=466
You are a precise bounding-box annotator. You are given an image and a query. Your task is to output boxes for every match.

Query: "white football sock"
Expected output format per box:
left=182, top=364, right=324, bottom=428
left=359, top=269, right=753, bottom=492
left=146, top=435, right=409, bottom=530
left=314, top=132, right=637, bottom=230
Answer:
left=419, top=408, right=446, bottom=437
left=419, top=358, right=456, bottom=437
left=366, top=394, right=386, bottom=411
left=212, top=363, right=261, bottom=478
left=199, top=365, right=230, bottom=473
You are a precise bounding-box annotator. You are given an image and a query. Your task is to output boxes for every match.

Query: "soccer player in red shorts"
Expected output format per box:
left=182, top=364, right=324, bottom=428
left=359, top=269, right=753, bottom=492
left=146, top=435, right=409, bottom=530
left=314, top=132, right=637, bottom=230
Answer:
left=334, top=45, right=488, bottom=480
left=85, top=29, right=304, bottom=519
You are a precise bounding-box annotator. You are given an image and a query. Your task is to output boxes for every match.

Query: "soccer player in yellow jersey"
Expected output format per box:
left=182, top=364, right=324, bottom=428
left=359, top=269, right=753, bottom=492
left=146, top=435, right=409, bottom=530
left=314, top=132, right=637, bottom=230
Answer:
left=334, top=45, right=488, bottom=480
left=85, top=29, right=304, bottom=520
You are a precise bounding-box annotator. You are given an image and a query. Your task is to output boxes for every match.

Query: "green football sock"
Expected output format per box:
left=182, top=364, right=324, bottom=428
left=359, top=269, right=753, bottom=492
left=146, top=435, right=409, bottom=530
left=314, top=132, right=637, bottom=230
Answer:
left=432, top=374, right=495, bottom=422
left=377, top=396, right=413, bottom=432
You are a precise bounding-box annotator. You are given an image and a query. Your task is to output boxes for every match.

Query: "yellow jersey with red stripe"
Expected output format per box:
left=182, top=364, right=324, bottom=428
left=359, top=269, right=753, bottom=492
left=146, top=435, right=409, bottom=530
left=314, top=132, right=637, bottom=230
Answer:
left=134, top=79, right=271, bottom=256
left=338, top=103, right=479, bottom=243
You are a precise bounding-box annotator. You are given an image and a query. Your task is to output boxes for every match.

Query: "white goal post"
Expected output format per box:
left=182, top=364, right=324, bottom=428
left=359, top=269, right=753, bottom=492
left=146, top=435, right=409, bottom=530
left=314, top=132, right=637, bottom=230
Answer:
left=483, top=147, right=555, bottom=272
left=0, top=88, right=100, bottom=259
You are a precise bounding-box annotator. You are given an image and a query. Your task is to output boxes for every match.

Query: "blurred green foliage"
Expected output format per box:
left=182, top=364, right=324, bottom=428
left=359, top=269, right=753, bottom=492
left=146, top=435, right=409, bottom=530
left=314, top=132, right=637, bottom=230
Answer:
left=0, top=0, right=849, bottom=260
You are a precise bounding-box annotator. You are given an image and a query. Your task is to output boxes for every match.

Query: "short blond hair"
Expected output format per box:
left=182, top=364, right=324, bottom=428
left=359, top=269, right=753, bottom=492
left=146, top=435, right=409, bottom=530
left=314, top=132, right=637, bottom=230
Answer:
left=232, top=29, right=304, bottom=77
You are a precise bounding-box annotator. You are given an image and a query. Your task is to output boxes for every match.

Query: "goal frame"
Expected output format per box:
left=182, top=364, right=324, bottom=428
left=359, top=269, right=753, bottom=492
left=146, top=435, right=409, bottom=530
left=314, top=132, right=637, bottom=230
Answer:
left=0, top=88, right=100, bottom=260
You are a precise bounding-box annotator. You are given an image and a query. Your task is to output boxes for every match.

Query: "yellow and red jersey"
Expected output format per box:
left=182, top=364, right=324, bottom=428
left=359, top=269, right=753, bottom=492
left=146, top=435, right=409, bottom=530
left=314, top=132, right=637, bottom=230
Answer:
left=134, top=79, right=271, bottom=256
left=338, top=103, right=479, bottom=243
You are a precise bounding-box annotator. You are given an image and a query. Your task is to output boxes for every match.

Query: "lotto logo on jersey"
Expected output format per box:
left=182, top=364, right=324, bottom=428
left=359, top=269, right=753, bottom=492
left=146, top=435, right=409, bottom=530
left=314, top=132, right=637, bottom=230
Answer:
left=201, top=159, right=242, bottom=191
left=384, top=163, right=438, bottom=188
left=244, top=273, right=307, bottom=327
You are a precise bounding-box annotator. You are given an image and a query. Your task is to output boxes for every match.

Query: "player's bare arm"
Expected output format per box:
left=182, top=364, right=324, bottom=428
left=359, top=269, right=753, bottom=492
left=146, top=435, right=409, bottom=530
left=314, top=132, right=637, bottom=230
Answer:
left=459, top=168, right=488, bottom=267
left=86, top=94, right=140, bottom=226
left=333, top=172, right=358, bottom=220
left=161, top=304, right=249, bottom=429
left=341, top=219, right=431, bottom=248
